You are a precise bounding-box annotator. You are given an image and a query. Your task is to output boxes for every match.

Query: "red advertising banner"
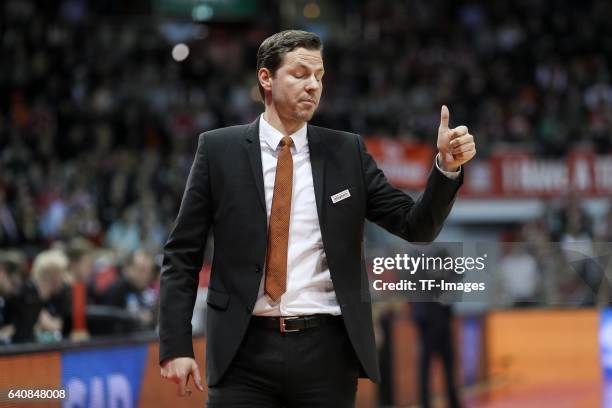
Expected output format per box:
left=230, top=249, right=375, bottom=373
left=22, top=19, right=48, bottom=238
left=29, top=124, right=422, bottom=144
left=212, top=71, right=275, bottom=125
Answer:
left=364, top=138, right=435, bottom=191
left=365, top=139, right=612, bottom=198
left=463, top=149, right=612, bottom=197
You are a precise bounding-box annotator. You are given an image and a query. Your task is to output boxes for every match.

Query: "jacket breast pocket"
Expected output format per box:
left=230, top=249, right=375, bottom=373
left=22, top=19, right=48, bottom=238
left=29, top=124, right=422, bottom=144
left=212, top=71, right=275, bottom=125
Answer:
left=206, top=287, right=230, bottom=310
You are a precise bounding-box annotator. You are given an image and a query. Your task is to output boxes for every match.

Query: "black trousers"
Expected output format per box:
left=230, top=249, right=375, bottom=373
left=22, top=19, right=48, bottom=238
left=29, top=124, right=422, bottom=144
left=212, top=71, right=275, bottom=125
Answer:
left=207, top=316, right=360, bottom=408
left=416, top=320, right=461, bottom=408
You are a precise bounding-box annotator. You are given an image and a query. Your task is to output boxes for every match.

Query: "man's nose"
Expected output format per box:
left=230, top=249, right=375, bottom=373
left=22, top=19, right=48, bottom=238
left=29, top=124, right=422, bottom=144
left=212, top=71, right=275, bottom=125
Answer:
left=305, top=75, right=320, bottom=92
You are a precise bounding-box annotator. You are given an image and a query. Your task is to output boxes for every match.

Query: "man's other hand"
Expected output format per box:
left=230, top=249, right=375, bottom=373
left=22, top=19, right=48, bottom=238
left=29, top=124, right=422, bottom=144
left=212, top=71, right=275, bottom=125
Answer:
left=437, top=105, right=476, bottom=171
left=160, top=357, right=204, bottom=396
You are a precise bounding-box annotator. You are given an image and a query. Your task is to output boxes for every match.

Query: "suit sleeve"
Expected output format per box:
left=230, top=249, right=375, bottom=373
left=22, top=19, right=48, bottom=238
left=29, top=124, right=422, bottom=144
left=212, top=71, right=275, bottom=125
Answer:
left=357, top=135, right=462, bottom=243
left=159, top=133, right=212, bottom=364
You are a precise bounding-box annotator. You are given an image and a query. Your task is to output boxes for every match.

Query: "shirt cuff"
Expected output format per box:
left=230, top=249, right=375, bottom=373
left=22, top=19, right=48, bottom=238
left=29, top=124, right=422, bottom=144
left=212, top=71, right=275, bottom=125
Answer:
left=435, top=153, right=461, bottom=179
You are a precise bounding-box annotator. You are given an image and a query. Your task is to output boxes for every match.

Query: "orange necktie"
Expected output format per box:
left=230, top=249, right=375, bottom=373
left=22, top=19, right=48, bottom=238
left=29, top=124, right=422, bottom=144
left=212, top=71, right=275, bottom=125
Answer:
left=265, top=136, right=294, bottom=302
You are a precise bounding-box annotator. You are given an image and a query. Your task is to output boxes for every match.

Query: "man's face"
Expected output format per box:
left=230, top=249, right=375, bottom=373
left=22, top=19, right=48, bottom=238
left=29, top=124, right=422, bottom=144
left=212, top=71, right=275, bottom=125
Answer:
left=127, top=253, right=153, bottom=290
left=268, top=47, right=324, bottom=123
left=74, top=254, right=94, bottom=282
left=0, top=268, right=14, bottom=296
left=38, top=266, right=65, bottom=300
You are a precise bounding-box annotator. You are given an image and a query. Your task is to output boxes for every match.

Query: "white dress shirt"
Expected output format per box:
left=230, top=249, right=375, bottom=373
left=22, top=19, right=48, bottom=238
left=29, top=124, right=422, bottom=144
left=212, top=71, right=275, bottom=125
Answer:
left=253, top=114, right=341, bottom=316
left=252, top=114, right=460, bottom=316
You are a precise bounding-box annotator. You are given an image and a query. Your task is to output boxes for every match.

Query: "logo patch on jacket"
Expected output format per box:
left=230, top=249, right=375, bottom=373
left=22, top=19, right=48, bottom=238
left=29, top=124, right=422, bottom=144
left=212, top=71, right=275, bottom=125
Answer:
left=331, top=189, right=351, bottom=204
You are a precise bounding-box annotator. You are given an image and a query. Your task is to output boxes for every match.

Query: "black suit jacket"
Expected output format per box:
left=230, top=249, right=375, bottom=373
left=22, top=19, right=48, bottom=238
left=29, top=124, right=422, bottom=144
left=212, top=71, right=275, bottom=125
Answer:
left=159, top=116, right=462, bottom=386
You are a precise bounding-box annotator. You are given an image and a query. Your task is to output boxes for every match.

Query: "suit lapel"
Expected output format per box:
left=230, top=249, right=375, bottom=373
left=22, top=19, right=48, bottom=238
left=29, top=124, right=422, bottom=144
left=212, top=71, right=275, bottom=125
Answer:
left=307, top=125, right=326, bottom=226
left=244, top=117, right=266, bottom=212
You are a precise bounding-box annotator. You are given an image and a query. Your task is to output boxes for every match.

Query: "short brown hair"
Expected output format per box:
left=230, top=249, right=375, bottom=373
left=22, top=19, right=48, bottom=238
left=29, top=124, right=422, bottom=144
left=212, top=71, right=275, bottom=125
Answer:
left=66, top=237, right=95, bottom=263
left=256, top=30, right=323, bottom=100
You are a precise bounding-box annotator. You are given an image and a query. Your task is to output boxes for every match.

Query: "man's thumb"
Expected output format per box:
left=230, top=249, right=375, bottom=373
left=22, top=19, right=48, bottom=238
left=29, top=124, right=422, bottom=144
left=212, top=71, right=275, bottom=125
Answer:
left=439, top=105, right=449, bottom=130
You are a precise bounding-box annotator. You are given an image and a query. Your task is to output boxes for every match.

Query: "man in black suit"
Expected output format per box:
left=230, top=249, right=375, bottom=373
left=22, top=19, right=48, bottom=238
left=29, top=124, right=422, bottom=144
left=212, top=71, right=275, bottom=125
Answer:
left=159, top=30, right=476, bottom=407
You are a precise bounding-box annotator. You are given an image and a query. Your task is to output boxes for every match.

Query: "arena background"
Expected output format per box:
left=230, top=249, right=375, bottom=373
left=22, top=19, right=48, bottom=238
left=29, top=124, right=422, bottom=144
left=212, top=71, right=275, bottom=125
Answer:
left=1, top=0, right=611, bottom=407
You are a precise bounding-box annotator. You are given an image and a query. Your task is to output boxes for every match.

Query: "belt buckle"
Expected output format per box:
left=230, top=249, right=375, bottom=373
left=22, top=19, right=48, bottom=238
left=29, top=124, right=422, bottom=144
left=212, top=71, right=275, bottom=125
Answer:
left=279, top=316, right=300, bottom=333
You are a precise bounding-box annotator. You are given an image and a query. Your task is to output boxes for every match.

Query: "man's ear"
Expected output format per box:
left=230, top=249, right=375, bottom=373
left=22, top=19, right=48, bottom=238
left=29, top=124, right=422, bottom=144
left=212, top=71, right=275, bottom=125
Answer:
left=258, top=68, right=273, bottom=93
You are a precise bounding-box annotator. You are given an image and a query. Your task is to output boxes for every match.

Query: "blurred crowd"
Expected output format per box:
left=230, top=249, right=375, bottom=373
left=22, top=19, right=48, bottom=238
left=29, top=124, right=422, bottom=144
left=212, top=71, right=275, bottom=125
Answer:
left=1, top=0, right=612, bottom=345
left=0, top=241, right=160, bottom=345
left=336, top=0, right=612, bottom=155
left=497, top=197, right=612, bottom=307
left=2, top=0, right=612, bottom=251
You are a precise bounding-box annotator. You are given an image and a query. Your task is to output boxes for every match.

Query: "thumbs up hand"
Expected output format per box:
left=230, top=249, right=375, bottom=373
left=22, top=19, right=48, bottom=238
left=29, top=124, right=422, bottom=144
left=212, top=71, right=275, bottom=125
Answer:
left=436, top=105, right=476, bottom=172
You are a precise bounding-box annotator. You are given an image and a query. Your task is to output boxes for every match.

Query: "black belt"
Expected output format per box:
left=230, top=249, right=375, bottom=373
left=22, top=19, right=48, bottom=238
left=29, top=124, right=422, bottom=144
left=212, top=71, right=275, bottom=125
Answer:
left=251, top=314, right=342, bottom=333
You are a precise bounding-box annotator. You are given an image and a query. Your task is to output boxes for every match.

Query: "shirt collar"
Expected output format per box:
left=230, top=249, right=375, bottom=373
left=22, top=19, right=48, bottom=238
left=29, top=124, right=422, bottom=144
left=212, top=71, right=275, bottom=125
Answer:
left=259, top=113, right=308, bottom=153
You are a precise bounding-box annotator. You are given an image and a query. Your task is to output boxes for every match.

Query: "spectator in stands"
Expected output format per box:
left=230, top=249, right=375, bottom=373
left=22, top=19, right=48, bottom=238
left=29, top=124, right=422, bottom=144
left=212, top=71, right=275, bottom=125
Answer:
left=0, top=190, right=20, bottom=246
left=560, top=206, right=598, bottom=305
left=99, top=249, right=158, bottom=331
left=50, top=238, right=97, bottom=340
left=0, top=252, right=26, bottom=343
left=64, top=238, right=96, bottom=287
left=594, top=206, right=612, bottom=242
left=498, top=242, right=540, bottom=306
left=3, top=249, right=68, bottom=343
left=105, top=207, right=141, bottom=257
